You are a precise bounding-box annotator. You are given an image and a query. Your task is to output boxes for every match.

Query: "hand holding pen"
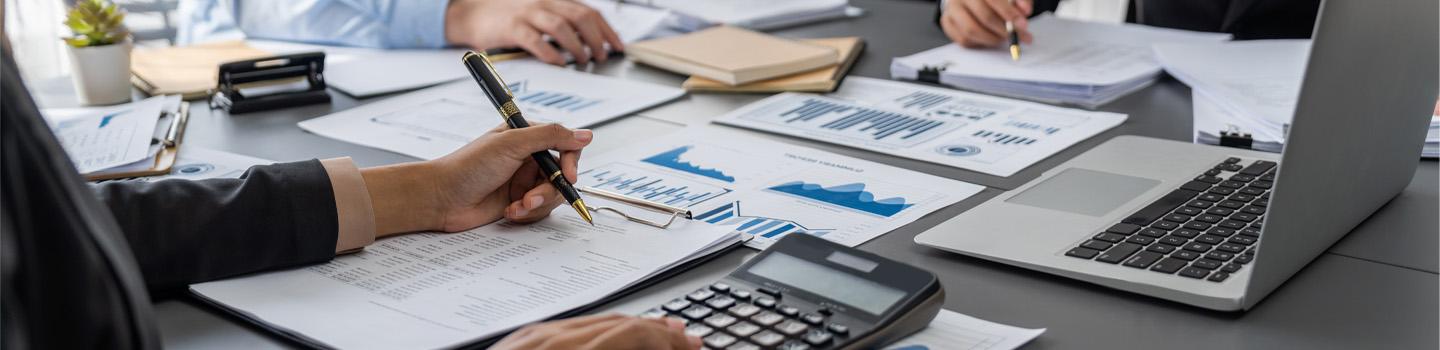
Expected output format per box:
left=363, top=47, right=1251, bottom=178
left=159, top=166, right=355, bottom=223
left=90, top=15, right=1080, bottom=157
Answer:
left=938, top=0, right=1034, bottom=50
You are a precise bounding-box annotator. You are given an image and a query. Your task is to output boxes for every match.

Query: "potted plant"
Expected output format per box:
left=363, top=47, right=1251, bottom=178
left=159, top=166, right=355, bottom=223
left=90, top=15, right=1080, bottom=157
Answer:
left=63, top=0, right=132, bottom=105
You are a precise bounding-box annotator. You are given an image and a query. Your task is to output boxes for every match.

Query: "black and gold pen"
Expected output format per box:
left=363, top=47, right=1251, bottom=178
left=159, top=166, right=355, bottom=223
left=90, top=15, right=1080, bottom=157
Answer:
left=461, top=51, right=595, bottom=225
left=1007, top=0, right=1021, bottom=61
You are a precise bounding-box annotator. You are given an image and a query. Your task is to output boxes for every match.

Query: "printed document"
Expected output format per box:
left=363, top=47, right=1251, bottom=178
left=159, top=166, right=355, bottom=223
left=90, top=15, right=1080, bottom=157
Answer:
left=1153, top=40, right=1310, bottom=139
left=192, top=208, right=739, bottom=349
left=714, top=77, right=1126, bottom=177
left=578, top=127, right=983, bottom=249
left=298, top=60, right=685, bottom=159
left=44, top=96, right=169, bottom=173
left=885, top=310, right=1045, bottom=350
left=100, top=147, right=272, bottom=182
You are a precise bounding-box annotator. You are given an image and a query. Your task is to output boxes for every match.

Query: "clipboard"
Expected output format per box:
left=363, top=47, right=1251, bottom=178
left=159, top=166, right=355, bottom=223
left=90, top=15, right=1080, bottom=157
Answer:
left=85, top=102, right=191, bottom=181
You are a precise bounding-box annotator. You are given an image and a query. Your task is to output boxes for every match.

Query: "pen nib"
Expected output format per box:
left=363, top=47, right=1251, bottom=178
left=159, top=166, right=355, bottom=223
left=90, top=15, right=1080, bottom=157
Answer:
left=1010, top=45, right=1021, bottom=61
left=572, top=200, right=595, bottom=226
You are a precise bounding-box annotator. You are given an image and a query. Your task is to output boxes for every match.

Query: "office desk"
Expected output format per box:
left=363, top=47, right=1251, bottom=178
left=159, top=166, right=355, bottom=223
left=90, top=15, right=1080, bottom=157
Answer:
left=124, top=0, right=1436, bottom=348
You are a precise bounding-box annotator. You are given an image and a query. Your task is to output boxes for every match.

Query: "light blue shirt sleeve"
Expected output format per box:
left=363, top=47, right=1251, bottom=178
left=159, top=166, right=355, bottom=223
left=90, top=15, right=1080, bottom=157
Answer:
left=177, top=0, right=451, bottom=49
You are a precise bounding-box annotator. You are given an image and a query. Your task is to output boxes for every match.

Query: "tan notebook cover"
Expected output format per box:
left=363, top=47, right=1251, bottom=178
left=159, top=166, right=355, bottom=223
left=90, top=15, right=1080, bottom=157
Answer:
left=131, top=41, right=271, bottom=99
left=628, top=26, right=839, bottom=85
left=683, top=37, right=864, bottom=93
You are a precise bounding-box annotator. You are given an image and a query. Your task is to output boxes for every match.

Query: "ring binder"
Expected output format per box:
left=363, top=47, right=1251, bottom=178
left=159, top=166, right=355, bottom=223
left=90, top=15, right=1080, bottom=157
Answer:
left=578, top=187, right=693, bottom=229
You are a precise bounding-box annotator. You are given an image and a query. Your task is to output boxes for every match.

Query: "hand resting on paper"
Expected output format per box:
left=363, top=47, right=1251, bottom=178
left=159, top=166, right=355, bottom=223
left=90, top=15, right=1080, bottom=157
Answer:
left=445, top=0, right=625, bottom=65
left=361, top=123, right=592, bottom=237
left=940, top=0, right=1035, bottom=48
left=491, top=314, right=702, bottom=350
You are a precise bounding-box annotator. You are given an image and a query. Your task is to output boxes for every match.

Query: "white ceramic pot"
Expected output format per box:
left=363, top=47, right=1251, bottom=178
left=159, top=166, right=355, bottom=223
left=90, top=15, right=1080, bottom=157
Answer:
left=66, top=39, right=132, bottom=105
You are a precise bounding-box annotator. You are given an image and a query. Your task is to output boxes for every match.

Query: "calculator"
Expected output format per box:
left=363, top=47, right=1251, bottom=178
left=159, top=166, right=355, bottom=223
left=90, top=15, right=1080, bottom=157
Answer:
left=640, top=234, right=945, bottom=350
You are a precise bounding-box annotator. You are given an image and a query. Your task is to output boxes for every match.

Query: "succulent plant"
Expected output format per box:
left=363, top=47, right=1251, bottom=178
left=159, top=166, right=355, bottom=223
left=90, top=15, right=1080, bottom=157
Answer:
left=62, top=0, right=129, bottom=48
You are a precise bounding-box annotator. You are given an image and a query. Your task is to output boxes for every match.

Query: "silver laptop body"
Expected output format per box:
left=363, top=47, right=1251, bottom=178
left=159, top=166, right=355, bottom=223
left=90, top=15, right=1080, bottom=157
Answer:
left=914, top=0, right=1438, bottom=311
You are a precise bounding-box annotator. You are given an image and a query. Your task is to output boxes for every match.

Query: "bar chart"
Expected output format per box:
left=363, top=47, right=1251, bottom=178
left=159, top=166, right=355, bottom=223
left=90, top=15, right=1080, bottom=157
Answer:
left=579, top=163, right=731, bottom=207
left=509, top=80, right=605, bottom=113
left=693, top=201, right=833, bottom=239
left=734, top=95, right=962, bottom=148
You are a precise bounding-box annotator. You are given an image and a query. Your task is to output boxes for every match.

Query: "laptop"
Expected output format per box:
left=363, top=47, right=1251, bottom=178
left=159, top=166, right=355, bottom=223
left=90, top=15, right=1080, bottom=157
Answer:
left=914, top=0, right=1438, bottom=311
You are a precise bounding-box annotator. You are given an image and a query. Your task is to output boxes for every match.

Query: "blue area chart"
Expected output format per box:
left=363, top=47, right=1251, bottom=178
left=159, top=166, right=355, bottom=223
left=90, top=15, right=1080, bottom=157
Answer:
left=767, top=181, right=914, bottom=217
left=641, top=146, right=736, bottom=183
left=694, top=202, right=833, bottom=239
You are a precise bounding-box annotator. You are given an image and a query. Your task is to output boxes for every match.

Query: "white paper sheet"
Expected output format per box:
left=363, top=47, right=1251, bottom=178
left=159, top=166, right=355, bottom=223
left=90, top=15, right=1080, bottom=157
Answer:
left=298, top=60, right=685, bottom=159
left=648, top=0, right=850, bottom=31
left=714, top=77, right=1126, bottom=177
left=1154, top=40, right=1310, bottom=137
left=579, top=127, right=983, bottom=249
left=99, top=147, right=271, bottom=182
left=884, top=310, right=1045, bottom=350
left=192, top=207, right=738, bottom=350
left=581, top=0, right=672, bottom=42
left=44, top=96, right=169, bottom=173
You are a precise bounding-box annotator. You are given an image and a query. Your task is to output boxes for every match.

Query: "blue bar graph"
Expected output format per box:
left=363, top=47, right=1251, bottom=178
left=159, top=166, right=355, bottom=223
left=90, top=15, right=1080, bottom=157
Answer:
left=1003, top=120, right=1062, bottom=135
left=579, top=163, right=731, bottom=207
left=508, top=79, right=604, bottom=112
left=735, top=95, right=962, bottom=147
left=692, top=201, right=832, bottom=239
left=971, top=129, right=1037, bottom=145
left=895, top=91, right=953, bottom=110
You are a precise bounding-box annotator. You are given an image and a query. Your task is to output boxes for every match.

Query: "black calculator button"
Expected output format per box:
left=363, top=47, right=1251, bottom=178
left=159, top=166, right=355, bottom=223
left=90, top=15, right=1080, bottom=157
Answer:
left=825, top=323, right=849, bottom=335
left=706, top=296, right=737, bottom=310
left=662, top=299, right=692, bottom=313
left=800, top=313, right=825, bottom=325
left=725, top=341, right=761, bottom=350
left=750, top=311, right=784, bottom=326
left=757, top=287, right=782, bottom=298
left=687, top=289, right=716, bottom=302
left=750, top=330, right=787, bottom=347
left=776, top=305, right=800, bottom=317
left=681, top=305, right=713, bottom=320
left=778, top=340, right=812, bottom=350
left=639, top=308, right=668, bottom=319
left=774, top=320, right=809, bottom=335
left=709, top=283, right=732, bottom=293
left=703, top=333, right=738, bottom=348
left=726, top=322, right=762, bottom=337
left=753, top=297, right=777, bottom=309
left=686, top=323, right=715, bottom=337
left=728, top=304, right=761, bottom=318
left=704, top=314, right=738, bottom=328
left=803, top=329, right=833, bottom=346
left=729, top=290, right=752, bottom=301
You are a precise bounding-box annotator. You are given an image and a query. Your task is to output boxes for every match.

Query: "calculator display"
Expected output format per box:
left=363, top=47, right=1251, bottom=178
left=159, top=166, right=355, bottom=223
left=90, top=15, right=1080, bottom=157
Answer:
left=747, top=252, right=907, bottom=315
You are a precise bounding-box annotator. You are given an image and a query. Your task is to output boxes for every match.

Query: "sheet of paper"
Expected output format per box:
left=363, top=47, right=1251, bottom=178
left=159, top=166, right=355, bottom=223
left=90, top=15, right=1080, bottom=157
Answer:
left=98, top=147, right=271, bottom=182
left=191, top=207, right=737, bottom=350
left=892, top=14, right=1231, bottom=86
left=249, top=40, right=471, bottom=98
left=1154, top=40, right=1310, bottom=135
left=579, top=127, right=983, bottom=249
left=714, top=77, right=1127, bottom=177
left=298, top=60, right=685, bottom=159
left=884, top=310, right=1045, bottom=350
left=581, top=0, right=672, bottom=42
left=1192, top=92, right=1283, bottom=152
left=44, top=96, right=168, bottom=173
left=649, top=0, right=849, bottom=30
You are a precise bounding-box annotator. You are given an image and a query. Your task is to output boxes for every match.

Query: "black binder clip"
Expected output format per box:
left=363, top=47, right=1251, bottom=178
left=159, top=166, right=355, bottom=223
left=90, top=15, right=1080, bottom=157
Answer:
left=211, top=52, right=331, bottom=114
left=1218, top=125, right=1254, bottom=149
left=918, top=64, right=947, bottom=84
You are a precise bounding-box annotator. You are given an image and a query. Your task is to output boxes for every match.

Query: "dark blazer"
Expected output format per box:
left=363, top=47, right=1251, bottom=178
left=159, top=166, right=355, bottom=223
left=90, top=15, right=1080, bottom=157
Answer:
left=942, top=0, right=1321, bottom=40
left=1, top=42, right=340, bottom=349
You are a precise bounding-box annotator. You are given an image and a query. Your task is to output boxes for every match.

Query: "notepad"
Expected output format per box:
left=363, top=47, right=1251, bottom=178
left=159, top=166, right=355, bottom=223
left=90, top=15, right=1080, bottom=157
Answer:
left=682, top=37, right=863, bottom=93
left=628, top=26, right=839, bottom=85
left=130, top=41, right=272, bottom=99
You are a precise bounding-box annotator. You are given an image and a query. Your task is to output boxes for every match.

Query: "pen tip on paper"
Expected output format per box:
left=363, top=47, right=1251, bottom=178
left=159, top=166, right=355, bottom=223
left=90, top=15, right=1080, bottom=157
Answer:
left=573, top=200, right=595, bottom=225
left=1010, top=45, right=1021, bottom=61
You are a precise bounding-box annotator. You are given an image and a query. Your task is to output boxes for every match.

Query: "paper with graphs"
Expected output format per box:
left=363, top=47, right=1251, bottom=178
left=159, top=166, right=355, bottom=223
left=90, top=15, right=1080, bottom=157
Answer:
left=714, top=77, right=1126, bottom=177
left=579, top=127, right=983, bottom=249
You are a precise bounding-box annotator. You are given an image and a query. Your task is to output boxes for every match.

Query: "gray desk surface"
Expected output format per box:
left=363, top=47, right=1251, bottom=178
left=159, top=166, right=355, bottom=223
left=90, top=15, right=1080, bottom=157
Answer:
left=51, top=0, right=1429, bottom=348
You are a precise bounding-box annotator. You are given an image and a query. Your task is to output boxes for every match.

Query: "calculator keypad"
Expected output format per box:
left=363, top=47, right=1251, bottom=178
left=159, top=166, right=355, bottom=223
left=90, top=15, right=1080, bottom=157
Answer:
left=641, top=283, right=851, bottom=350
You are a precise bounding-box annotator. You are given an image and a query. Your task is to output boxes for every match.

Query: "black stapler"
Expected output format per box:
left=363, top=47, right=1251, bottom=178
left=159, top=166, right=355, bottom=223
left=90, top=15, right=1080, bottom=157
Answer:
left=211, top=52, right=331, bottom=114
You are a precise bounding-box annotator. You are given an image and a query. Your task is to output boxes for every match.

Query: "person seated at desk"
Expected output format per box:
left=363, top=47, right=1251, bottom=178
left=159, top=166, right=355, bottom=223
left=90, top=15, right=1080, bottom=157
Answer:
left=0, top=44, right=695, bottom=349
left=177, top=0, right=624, bottom=65
left=938, top=0, right=1321, bottom=48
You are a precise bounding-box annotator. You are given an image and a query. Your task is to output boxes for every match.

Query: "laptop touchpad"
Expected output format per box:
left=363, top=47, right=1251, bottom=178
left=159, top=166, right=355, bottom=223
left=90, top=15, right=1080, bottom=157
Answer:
left=1007, top=168, right=1160, bottom=217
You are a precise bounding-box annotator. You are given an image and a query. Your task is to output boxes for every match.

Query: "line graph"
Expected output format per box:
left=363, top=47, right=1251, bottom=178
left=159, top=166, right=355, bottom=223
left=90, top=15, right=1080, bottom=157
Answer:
left=579, top=163, right=730, bottom=207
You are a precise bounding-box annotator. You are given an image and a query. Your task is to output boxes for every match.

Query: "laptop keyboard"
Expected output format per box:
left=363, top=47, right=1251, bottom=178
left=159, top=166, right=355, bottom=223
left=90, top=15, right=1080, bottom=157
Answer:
left=1065, top=157, right=1276, bottom=283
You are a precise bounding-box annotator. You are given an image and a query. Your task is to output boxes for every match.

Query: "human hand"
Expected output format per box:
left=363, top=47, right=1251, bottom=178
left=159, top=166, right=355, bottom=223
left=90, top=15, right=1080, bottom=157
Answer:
left=491, top=314, right=701, bottom=350
left=940, top=0, right=1034, bottom=48
left=445, top=0, right=624, bottom=65
left=361, top=124, right=592, bottom=236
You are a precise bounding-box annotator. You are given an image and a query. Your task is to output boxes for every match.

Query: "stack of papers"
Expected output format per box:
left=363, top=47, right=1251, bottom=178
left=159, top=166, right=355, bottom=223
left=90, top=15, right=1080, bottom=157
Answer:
left=714, top=77, right=1127, bottom=177
left=891, top=14, right=1230, bottom=108
left=43, top=95, right=177, bottom=174
left=650, top=0, right=851, bottom=31
left=193, top=205, right=742, bottom=349
left=299, top=60, right=685, bottom=159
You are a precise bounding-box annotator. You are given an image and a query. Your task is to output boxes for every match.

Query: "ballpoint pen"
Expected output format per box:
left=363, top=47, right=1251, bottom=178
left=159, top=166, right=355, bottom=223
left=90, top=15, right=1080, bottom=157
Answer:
left=460, top=50, right=596, bottom=225
left=1007, top=0, right=1021, bottom=61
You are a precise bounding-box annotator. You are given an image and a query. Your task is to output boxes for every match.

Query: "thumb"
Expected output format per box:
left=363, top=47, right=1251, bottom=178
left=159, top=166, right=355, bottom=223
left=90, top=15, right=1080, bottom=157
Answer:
left=493, top=124, right=593, bottom=159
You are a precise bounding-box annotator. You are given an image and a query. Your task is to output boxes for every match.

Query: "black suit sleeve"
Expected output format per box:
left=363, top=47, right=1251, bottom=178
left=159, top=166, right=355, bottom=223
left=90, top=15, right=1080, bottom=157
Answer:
left=91, top=160, right=340, bottom=296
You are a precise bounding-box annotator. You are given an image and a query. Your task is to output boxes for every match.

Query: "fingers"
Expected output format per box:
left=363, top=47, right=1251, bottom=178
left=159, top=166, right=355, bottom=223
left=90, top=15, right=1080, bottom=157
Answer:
left=505, top=183, right=561, bottom=223
left=545, top=0, right=622, bottom=63
left=982, top=0, right=1034, bottom=44
left=513, top=25, right=566, bottom=65
left=493, top=124, right=593, bottom=161
left=586, top=317, right=698, bottom=350
left=527, top=10, right=591, bottom=65
left=962, top=0, right=1009, bottom=42
left=944, top=6, right=1002, bottom=48
left=559, top=149, right=581, bottom=183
